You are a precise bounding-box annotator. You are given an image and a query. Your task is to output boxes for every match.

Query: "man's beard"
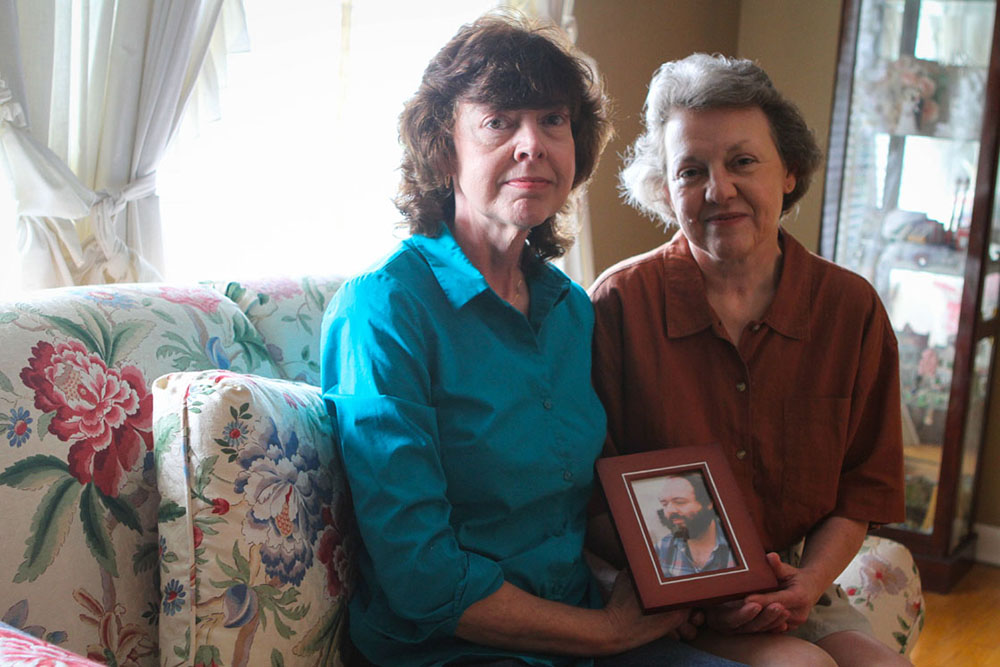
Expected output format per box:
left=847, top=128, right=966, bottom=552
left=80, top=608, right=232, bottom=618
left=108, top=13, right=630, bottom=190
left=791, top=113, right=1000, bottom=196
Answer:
left=668, top=506, right=716, bottom=539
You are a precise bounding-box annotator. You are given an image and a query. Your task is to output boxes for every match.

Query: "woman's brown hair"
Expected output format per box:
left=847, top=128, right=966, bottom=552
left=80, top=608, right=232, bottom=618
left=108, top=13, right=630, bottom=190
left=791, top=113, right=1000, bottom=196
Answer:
left=395, top=12, right=611, bottom=262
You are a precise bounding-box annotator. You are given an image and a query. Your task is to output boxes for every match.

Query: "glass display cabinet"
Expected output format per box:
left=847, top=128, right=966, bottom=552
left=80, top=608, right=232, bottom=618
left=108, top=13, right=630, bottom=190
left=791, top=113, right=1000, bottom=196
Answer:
left=822, top=0, right=1000, bottom=592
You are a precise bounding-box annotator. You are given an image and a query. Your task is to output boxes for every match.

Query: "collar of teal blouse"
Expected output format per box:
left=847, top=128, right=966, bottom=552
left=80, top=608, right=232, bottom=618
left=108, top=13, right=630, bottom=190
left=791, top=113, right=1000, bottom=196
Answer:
left=407, top=224, right=571, bottom=323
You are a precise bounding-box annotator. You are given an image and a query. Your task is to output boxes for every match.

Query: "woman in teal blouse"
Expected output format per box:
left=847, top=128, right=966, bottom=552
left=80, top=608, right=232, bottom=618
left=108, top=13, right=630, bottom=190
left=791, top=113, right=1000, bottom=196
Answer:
left=320, top=13, right=741, bottom=667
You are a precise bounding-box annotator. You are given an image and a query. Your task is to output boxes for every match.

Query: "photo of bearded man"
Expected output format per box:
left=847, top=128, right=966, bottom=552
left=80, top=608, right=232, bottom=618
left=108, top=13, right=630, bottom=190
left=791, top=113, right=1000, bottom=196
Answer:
left=654, top=473, right=737, bottom=578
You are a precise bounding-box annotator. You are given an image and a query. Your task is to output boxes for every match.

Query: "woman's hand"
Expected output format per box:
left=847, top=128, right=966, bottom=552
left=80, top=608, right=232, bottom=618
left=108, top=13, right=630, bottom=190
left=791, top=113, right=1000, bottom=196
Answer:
left=741, top=552, right=824, bottom=631
left=704, top=551, right=825, bottom=635
left=703, top=597, right=790, bottom=635
left=602, top=571, right=698, bottom=652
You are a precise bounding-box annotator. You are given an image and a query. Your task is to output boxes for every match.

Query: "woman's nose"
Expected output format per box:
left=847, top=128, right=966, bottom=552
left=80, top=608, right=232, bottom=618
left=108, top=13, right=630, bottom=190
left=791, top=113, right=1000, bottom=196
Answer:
left=513, top=121, right=546, bottom=161
left=705, top=170, right=737, bottom=202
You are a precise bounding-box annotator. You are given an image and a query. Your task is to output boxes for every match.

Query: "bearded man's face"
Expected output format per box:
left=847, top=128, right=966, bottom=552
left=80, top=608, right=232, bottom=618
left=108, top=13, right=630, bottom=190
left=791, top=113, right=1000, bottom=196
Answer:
left=658, top=476, right=715, bottom=539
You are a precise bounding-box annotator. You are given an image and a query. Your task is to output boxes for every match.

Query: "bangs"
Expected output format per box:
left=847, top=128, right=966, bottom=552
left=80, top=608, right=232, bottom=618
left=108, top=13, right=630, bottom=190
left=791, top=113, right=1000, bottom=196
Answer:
left=460, top=31, right=584, bottom=115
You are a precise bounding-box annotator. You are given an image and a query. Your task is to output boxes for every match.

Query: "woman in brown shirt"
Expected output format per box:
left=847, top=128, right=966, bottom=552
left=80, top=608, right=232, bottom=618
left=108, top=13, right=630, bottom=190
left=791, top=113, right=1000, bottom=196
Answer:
left=589, top=53, right=908, bottom=666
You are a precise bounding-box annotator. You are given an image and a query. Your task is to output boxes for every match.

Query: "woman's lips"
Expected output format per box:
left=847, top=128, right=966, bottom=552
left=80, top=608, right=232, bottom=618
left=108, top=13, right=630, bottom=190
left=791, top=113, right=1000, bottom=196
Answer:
left=506, top=177, right=551, bottom=190
left=706, top=212, right=749, bottom=224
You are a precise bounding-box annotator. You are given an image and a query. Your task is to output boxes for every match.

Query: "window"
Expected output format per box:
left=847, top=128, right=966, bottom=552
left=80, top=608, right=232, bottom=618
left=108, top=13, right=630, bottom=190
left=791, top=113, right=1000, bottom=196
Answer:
left=158, top=0, right=496, bottom=282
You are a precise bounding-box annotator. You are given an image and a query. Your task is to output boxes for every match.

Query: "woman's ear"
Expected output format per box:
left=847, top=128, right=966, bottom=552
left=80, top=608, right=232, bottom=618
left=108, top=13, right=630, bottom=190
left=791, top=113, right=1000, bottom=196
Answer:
left=783, top=171, right=796, bottom=195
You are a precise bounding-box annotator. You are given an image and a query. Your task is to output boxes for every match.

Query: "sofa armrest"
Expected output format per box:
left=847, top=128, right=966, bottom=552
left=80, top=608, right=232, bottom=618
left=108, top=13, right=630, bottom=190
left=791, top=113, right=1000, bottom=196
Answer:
left=153, top=370, right=356, bottom=667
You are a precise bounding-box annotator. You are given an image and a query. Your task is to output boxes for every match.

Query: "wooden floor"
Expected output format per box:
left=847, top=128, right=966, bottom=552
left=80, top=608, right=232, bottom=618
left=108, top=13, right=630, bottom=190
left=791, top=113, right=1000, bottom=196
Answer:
left=909, top=563, right=1000, bottom=666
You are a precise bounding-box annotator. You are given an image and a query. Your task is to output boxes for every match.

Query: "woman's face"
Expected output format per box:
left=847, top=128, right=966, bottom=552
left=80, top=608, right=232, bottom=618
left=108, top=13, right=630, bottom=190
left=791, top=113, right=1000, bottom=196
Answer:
left=661, top=106, right=795, bottom=265
left=450, top=101, right=575, bottom=237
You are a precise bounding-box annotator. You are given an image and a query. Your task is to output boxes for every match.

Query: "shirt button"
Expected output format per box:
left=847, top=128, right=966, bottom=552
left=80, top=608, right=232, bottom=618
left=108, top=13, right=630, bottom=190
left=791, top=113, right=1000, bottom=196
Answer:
left=563, top=470, right=573, bottom=481
left=736, top=382, right=747, bottom=392
left=543, top=398, right=553, bottom=410
left=736, top=449, right=747, bottom=460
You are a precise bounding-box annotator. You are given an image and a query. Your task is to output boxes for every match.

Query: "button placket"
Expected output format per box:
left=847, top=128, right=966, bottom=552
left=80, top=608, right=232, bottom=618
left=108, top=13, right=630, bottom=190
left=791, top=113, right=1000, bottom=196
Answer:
left=736, top=368, right=750, bottom=463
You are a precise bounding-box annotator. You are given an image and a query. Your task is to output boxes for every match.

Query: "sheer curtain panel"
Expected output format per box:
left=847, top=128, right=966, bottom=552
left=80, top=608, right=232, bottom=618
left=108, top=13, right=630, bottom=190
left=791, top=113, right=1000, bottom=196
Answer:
left=0, top=0, right=245, bottom=292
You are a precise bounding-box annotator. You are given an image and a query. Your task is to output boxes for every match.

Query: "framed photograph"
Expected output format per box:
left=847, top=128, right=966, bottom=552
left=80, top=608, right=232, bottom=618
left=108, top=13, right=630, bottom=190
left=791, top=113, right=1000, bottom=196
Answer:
left=596, top=444, right=778, bottom=613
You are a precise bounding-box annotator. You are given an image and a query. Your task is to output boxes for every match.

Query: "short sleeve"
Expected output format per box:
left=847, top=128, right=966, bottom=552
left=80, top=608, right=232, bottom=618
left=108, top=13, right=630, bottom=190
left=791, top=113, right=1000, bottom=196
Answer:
left=835, top=295, right=906, bottom=524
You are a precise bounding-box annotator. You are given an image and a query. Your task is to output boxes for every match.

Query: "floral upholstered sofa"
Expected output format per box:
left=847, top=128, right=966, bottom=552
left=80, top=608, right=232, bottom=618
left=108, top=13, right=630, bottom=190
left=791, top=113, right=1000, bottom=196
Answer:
left=0, top=275, right=923, bottom=666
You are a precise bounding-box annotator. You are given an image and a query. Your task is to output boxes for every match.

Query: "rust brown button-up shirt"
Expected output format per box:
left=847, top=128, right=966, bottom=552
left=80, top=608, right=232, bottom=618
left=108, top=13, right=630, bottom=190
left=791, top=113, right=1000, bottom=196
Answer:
left=590, top=230, right=905, bottom=553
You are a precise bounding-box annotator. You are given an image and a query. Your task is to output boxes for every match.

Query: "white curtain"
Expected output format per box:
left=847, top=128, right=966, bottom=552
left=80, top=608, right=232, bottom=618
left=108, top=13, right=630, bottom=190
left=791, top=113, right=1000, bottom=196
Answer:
left=504, top=0, right=596, bottom=286
left=0, top=0, right=592, bottom=290
left=0, top=0, right=246, bottom=291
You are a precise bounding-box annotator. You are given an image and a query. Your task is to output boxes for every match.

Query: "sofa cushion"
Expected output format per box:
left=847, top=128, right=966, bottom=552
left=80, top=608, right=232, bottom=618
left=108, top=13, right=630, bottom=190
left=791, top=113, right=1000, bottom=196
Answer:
left=153, top=369, right=354, bottom=667
left=0, top=283, right=281, bottom=664
left=834, top=534, right=924, bottom=656
left=208, top=276, right=345, bottom=386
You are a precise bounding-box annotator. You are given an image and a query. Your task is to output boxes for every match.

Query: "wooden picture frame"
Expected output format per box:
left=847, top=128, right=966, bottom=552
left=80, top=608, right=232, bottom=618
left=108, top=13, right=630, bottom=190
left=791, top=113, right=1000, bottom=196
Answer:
left=596, top=444, right=778, bottom=612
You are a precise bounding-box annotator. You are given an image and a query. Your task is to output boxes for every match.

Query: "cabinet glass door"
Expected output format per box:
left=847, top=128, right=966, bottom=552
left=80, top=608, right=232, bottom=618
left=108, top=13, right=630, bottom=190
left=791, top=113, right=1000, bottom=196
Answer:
left=829, top=0, right=996, bottom=533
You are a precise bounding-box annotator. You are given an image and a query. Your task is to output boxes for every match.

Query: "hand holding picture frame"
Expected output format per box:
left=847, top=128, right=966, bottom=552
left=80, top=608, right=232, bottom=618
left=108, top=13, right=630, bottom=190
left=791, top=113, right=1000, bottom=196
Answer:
left=596, top=444, right=778, bottom=613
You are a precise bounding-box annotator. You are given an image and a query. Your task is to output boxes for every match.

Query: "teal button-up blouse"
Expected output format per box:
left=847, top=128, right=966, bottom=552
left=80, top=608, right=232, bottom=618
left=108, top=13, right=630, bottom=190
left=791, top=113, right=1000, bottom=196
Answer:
left=320, top=226, right=606, bottom=666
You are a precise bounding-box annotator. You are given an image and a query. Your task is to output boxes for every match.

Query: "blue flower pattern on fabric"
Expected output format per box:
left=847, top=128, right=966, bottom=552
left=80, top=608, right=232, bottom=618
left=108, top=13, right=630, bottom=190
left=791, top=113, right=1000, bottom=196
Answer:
left=234, top=418, right=331, bottom=586
left=4, top=407, right=32, bottom=447
left=222, top=419, right=248, bottom=448
left=162, top=579, right=186, bottom=616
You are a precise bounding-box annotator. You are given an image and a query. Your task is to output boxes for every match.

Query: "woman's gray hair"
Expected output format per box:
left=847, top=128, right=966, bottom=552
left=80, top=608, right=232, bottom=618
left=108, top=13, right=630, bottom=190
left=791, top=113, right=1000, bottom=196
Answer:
left=619, top=53, right=822, bottom=225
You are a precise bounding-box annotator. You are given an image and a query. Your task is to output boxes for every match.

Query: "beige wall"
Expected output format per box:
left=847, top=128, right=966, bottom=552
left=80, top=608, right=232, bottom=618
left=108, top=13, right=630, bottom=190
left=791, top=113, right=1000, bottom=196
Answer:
left=735, top=0, right=842, bottom=253
left=574, top=0, right=1000, bottom=530
left=575, top=0, right=839, bottom=276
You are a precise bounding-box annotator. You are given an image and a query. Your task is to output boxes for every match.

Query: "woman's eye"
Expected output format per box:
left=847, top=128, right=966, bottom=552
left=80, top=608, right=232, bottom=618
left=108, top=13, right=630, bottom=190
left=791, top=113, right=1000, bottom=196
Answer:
left=734, top=156, right=757, bottom=168
left=485, top=117, right=508, bottom=130
left=544, top=112, right=568, bottom=126
left=677, top=168, right=700, bottom=181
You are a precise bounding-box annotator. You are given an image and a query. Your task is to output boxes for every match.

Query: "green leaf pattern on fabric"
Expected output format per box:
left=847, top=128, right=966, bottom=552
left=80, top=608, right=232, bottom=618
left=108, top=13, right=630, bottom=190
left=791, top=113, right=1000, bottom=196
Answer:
left=79, top=483, right=119, bottom=576
left=14, top=477, right=81, bottom=583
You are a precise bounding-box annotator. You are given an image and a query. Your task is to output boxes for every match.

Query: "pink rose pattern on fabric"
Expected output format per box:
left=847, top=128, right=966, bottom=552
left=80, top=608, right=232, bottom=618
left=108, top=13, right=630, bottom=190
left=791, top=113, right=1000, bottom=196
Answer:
left=20, top=341, right=152, bottom=496
left=158, top=286, right=223, bottom=314
left=317, top=501, right=355, bottom=600
left=0, top=628, right=104, bottom=666
left=241, top=278, right=303, bottom=302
